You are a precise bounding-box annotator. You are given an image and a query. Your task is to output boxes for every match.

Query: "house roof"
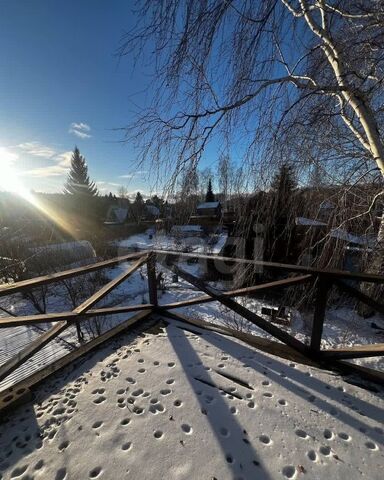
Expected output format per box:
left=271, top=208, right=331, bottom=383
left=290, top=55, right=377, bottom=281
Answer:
left=296, top=217, right=327, bottom=227
left=197, top=201, right=220, bottom=209
left=320, top=200, right=335, bottom=209
left=329, top=228, right=372, bottom=246
left=146, top=205, right=160, bottom=216
left=171, top=224, right=203, bottom=233
left=105, top=206, right=129, bottom=224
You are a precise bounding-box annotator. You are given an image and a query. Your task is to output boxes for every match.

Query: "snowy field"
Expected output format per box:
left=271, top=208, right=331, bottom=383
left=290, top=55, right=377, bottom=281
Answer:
left=0, top=318, right=383, bottom=479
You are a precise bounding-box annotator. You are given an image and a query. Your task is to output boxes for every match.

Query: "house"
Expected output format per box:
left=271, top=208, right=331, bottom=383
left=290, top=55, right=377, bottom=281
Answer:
left=104, top=206, right=129, bottom=225
left=295, top=216, right=375, bottom=273
left=196, top=201, right=222, bottom=217
left=145, top=204, right=160, bottom=219
left=318, top=200, right=335, bottom=222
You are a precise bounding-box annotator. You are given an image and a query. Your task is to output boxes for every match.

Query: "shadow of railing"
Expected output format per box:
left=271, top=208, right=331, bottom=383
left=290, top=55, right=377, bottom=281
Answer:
left=188, top=324, right=384, bottom=447
left=167, top=323, right=272, bottom=479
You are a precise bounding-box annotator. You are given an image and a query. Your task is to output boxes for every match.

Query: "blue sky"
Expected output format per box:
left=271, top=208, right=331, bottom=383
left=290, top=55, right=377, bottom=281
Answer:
left=0, top=0, right=164, bottom=197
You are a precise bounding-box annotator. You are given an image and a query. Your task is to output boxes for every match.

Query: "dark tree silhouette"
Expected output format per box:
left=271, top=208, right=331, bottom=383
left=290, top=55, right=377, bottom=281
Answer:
left=64, top=147, right=98, bottom=197
left=265, top=164, right=297, bottom=263
left=134, top=191, right=144, bottom=205
left=205, top=178, right=215, bottom=202
left=132, top=191, right=145, bottom=222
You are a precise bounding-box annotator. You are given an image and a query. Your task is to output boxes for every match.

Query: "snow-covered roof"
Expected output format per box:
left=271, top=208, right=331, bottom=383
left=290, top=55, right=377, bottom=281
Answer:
left=171, top=224, right=203, bottom=233
left=105, top=206, right=128, bottom=224
left=197, top=201, right=221, bottom=209
left=320, top=200, right=335, bottom=209
left=329, top=228, right=370, bottom=246
left=296, top=217, right=327, bottom=227
left=114, top=207, right=128, bottom=223
left=146, top=204, right=160, bottom=216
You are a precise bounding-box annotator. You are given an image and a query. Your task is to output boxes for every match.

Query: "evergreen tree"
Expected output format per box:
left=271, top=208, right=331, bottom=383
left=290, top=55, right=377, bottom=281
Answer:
left=150, top=195, right=163, bottom=209
left=132, top=191, right=145, bottom=222
left=205, top=178, right=215, bottom=202
left=266, top=163, right=297, bottom=262
left=134, top=191, right=144, bottom=205
left=270, top=164, right=297, bottom=199
left=64, top=147, right=98, bottom=197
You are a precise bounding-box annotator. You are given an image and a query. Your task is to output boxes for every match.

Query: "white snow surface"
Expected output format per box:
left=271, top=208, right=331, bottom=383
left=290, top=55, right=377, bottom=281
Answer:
left=296, top=217, right=327, bottom=227
left=114, top=229, right=228, bottom=254
left=197, top=201, right=221, bottom=209
left=1, top=255, right=383, bottom=392
left=0, top=318, right=383, bottom=479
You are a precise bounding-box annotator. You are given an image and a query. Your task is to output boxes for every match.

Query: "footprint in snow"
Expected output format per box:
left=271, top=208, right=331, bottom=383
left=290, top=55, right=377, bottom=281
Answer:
left=89, top=466, right=102, bottom=478
left=181, top=424, right=193, bottom=434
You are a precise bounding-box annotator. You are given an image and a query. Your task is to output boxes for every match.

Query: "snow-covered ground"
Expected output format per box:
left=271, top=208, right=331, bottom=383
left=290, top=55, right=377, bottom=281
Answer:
left=1, top=250, right=383, bottom=392
left=0, top=318, right=383, bottom=479
left=146, top=261, right=384, bottom=371
left=113, top=228, right=228, bottom=255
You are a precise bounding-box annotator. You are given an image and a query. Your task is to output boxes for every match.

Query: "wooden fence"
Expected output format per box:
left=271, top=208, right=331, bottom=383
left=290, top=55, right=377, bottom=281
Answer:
left=0, top=249, right=383, bottom=409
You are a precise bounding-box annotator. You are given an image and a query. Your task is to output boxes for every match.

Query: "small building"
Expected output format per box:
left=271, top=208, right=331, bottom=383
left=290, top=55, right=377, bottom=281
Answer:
left=144, top=204, right=160, bottom=220
left=104, top=206, right=129, bottom=225
left=318, top=200, right=335, bottom=222
left=196, top=201, right=222, bottom=217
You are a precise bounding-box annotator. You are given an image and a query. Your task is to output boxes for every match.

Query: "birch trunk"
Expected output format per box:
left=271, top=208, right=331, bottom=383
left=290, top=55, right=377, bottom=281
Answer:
left=295, top=0, right=384, bottom=316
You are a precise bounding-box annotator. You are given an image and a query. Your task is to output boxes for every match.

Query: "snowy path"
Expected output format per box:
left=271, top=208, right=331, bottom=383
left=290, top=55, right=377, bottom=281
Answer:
left=0, top=318, right=383, bottom=479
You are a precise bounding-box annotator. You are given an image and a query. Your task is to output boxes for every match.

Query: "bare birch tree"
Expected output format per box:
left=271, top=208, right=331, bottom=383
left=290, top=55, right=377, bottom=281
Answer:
left=121, top=1, right=384, bottom=305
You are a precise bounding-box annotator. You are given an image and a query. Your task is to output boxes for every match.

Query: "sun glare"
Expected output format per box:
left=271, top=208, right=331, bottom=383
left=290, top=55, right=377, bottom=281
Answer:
left=0, top=147, right=76, bottom=237
left=0, top=147, right=34, bottom=202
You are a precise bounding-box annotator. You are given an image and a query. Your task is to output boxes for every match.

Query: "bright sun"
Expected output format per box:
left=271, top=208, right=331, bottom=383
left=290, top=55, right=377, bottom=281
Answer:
left=0, top=146, right=76, bottom=237
left=0, top=147, right=35, bottom=203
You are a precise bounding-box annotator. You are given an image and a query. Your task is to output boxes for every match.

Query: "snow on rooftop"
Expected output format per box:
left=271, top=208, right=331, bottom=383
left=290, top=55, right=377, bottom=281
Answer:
left=295, top=218, right=373, bottom=247
left=197, top=201, right=220, bottom=209
left=146, top=205, right=160, bottom=217
left=295, top=217, right=327, bottom=227
left=1, top=317, right=383, bottom=479
left=320, top=200, right=335, bottom=210
left=329, top=228, right=370, bottom=246
left=171, top=224, right=204, bottom=233
left=109, top=207, right=128, bottom=223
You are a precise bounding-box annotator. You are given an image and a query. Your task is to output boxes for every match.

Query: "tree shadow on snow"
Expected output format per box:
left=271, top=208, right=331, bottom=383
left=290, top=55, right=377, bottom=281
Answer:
left=187, top=324, right=384, bottom=447
left=167, top=325, right=273, bottom=480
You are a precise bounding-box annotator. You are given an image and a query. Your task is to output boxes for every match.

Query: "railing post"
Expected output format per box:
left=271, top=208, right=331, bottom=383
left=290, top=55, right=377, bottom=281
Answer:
left=310, top=276, right=330, bottom=354
left=147, top=252, right=158, bottom=307
left=75, top=320, right=84, bottom=343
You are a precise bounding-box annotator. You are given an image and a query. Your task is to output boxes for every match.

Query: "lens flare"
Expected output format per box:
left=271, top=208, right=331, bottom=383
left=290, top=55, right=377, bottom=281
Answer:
left=0, top=147, right=75, bottom=237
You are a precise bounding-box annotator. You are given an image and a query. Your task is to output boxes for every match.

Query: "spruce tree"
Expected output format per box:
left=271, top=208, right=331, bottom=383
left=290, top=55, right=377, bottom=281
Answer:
left=134, top=191, right=144, bottom=204
left=64, top=147, right=98, bottom=197
left=205, top=178, right=215, bottom=202
left=266, top=163, right=297, bottom=262
left=132, top=191, right=145, bottom=222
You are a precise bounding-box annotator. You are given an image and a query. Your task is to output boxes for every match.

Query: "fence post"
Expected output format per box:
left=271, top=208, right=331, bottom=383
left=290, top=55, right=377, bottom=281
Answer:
left=147, top=252, right=158, bottom=307
left=75, top=320, right=84, bottom=343
left=310, top=276, right=330, bottom=354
